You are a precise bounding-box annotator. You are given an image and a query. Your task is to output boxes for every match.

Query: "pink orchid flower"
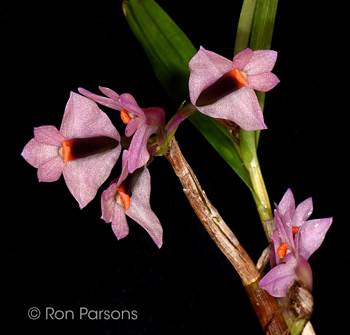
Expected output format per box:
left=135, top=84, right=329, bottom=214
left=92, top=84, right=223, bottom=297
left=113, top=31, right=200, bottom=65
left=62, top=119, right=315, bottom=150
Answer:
left=101, top=150, right=163, bottom=248
left=21, top=92, right=121, bottom=208
left=78, top=87, right=165, bottom=173
left=259, top=189, right=332, bottom=297
left=189, top=46, right=280, bottom=131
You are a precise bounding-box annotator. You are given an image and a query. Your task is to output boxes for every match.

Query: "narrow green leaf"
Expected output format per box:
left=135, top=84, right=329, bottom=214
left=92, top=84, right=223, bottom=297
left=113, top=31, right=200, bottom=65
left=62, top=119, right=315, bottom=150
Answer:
left=122, top=0, right=195, bottom=104
left=249, top=0, right=279, bottom=51
left=234, top=0, right=257, bottom=55
left=123, top=0, right=255, bottom=192
left=249, top=0, right=278, bottom=145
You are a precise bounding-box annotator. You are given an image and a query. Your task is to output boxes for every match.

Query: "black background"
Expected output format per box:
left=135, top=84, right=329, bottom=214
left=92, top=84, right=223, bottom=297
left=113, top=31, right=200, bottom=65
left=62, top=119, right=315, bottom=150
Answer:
left=5, top=0, right=349, bottom=334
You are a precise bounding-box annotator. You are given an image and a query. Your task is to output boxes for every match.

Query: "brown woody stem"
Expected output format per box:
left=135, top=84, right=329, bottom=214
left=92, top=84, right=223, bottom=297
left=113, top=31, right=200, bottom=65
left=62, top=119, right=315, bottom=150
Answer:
left=164, top=137, right=289, bottom=334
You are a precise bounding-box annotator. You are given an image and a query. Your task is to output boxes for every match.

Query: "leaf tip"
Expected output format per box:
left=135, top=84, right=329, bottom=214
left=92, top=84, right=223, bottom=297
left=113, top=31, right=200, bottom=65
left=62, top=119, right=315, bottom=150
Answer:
left=122, top=0, right=129, bottom=17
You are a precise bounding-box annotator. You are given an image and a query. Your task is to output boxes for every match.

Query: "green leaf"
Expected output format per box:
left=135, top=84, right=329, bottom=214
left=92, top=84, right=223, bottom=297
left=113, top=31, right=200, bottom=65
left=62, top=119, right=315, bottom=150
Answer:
left=249, top=0, right=278, bottom=145
left=234, top=0, right=257, bottom=55
left=123, top=0, right=255, bottom=192
left=249, top=0, right=279, bottom=51
left=122, top=0, right=195, bottom=104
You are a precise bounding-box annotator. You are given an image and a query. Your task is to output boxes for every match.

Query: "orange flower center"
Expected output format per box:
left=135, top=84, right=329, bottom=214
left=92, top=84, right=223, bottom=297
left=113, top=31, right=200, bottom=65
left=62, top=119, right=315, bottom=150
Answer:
left=120, top=108, right=132, bottom=124
left=277, top=243, right=289, bottom=258
left=115, top=183, right=130, bottom=210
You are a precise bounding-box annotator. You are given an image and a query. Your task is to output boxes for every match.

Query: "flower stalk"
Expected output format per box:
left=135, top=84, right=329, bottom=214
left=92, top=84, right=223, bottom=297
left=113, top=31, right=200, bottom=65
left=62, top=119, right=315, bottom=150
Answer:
left=239, top=126, right=274, bottom=239
left=249, top=163, right=274, bottom=237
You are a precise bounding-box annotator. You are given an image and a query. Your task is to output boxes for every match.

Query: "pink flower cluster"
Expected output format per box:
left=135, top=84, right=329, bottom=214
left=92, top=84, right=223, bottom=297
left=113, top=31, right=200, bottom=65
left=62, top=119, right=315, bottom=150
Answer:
left=22, top=89, right=164, bottom=248
left=259, top=189, right=332, bottom=297
left=22, top=47, right=280, bottom=248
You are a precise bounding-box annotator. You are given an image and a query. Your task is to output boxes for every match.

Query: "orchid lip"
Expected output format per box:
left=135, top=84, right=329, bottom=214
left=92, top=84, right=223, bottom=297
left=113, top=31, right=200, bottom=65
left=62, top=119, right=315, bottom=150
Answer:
left=120, top=107, right=134, bottom=124
left=196, top=68, right=249, bottom=107
left=115, top=181, right=131, bottom=210
left=60, top=136, right=119, bottom=163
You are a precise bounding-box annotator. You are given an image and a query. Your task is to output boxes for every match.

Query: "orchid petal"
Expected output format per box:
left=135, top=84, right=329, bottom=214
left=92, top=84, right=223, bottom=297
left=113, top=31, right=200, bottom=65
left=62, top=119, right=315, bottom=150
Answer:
left=298, top=217, right=333, bottom=261
left=116, top=150, right=131, bottom=189
left=127, top=167, right=163, bottom=248
left=278, top=188, right=295, bottom=218
left=101, top=151, right=130, bottom=219
left=188, top=46, right=232, bottom=105
left=63, top=145, right=121, bottom=208
left=128, top=123, right=158, bottom=173
left=270, top=234, right=278, bottom=267
left=295, top=255, right=313, bottom=292
left=271, top=229, right=284, bottom=266
left=247, top=72, right=280, bottom=92
left=111, top=204, right=130, bottom=240
left=242, top=50, right=278, bottom=75
left=259, top=263, right=298, bottom=297
left=102, top=182, right=118, bottom=203
left=194, top=87, right=266, bottom=131
left=98, top=86, right=120, bottom=102
left=21, top=139, right=60, bottom=168
left=78, top=87, right=122, bottom=111
left=34, top=126, right=66, bottom=146
left=101, top=190, right=115, bottom=223
left=294, top=223, right=302, bottom=256
left=143, top=107, right=166, bottom=140
left=118, top=93, right=145, bottom=118
left=274, top=210, right=293, bottom=249
left=37, top=155, right=65, bottom=182
left=231, top=47, right=253, bottom=70
left=101, top=190, right=130, bottom=240
left=61, top=92, right=120, bottom=141
left=292, top=197, right=313, bottom=227
left=125, top=117, right=143, bottom=137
